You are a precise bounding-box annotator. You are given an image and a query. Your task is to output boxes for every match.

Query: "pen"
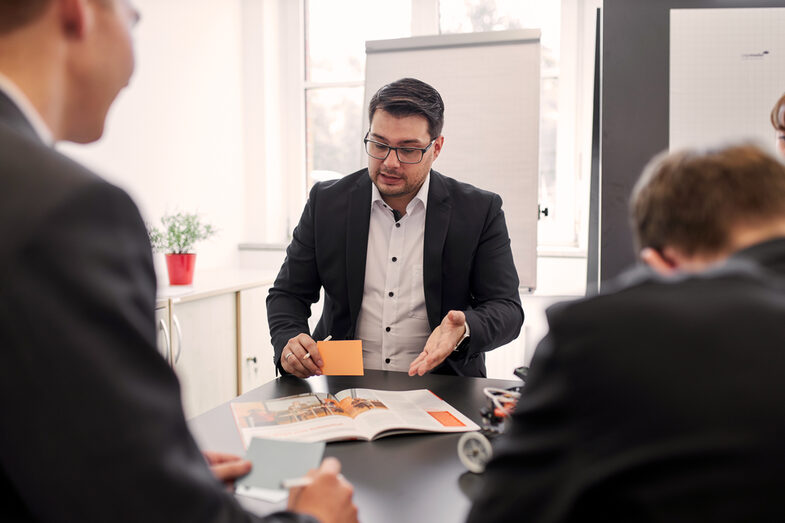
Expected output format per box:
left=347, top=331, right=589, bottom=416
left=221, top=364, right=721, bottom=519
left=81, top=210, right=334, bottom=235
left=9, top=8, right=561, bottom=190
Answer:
left=304, top=335, right=331, bottom=360
left=280, top=476, right=313, bottom=489
left=281, top=473, right=345, bottom=489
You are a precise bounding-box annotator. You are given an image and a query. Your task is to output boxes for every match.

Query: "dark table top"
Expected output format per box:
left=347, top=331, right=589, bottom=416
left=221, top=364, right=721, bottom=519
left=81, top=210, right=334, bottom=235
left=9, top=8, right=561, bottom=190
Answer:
left=189, top=369, right=520, bottom=523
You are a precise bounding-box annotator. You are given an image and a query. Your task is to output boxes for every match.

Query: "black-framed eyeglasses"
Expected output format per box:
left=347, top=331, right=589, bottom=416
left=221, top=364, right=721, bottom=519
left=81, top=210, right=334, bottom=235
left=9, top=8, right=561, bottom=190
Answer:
left=363, top=131, right=436, bottom=164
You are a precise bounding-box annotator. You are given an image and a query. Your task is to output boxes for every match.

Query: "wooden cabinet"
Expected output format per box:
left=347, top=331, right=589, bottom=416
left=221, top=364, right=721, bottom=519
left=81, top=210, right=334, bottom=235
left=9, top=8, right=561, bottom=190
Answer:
left=237, top=285, right=277, bottom=394
left=157, top=271, right=278, bottom=419
left=171, top=293, right=238, bottom=419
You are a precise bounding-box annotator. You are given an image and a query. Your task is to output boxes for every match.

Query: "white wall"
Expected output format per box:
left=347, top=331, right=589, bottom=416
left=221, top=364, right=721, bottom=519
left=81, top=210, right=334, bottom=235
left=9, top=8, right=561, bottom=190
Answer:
left=59, top=0, right=247, bottom=277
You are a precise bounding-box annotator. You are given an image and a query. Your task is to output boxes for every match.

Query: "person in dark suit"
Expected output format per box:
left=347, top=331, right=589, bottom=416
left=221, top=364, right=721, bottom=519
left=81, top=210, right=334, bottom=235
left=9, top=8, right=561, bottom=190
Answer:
left=0, top=1, right=356, bottom=522
left=268, top=78, right=523, bottom=379
left=467, top=143, right=785, bottom=522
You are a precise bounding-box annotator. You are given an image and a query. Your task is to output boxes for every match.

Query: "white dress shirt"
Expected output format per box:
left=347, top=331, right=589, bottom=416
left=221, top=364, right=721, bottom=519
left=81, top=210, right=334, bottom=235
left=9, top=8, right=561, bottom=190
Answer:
left=355, top=173, right=432, bottom=371
left=0, top=72, right=54, bottom=146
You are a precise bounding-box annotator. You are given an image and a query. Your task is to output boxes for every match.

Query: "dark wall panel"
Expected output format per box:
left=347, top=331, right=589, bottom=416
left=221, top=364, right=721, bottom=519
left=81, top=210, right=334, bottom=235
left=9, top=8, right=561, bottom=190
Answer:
left=600, top=0, right=785, bottom=284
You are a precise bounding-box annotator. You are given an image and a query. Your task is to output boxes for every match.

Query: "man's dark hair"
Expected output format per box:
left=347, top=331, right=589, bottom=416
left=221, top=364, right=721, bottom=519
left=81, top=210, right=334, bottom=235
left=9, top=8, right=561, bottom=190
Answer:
left=0, top=0, right=51, bottom=35
left=368, top=78, right=445, bottom=139
left=631, top=143, right=785, bottom=256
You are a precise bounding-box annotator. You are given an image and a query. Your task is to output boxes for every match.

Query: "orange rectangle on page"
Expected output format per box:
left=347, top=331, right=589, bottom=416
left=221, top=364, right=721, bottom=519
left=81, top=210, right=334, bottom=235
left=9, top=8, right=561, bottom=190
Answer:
left=428, top=411, right=465, bottom=427
left=317, top=340, right=364, bottom=376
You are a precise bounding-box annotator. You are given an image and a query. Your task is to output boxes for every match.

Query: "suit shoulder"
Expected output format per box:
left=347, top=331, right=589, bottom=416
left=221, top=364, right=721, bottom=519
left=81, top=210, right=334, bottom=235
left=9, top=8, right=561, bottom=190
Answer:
left=433, top=170, right=501, bottom=207
left=0, top=125, right=126, bottom=220
left=311, top=169, right=368, bottom=195
left=545, top=269, right=679, bottom=324
left=0, top=129, right=145, bottom=263
left=0, top=124, right=103, bottom=188
left=546, top=262, right=782, bottom=331
left=304, top=170, right=369, bottom=218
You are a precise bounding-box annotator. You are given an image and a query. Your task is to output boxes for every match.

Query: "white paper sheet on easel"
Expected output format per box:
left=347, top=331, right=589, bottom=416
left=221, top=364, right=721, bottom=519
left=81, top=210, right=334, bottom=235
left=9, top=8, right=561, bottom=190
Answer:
left=670, top=8, right=785, bottom=154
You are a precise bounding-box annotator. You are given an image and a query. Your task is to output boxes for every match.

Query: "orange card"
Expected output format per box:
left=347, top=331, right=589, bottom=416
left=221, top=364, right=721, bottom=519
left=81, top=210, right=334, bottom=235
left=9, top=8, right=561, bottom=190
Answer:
left=427, top=411, right=465, bottom=427
left=317, top=340, right=364, bottom=376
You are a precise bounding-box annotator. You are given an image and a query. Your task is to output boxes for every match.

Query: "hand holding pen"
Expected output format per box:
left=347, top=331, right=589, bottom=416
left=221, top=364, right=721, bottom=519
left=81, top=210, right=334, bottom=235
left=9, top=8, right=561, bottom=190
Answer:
left=287, top=457, right=358, bottom=523
left=303, top=335, right=331, bottom=361
left=280, top=334, right=331, bottom=378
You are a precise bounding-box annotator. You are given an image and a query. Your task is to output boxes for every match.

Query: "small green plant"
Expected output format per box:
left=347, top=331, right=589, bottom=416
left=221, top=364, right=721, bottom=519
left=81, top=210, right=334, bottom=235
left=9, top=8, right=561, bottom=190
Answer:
left=147, top=212, right=217, bottom=254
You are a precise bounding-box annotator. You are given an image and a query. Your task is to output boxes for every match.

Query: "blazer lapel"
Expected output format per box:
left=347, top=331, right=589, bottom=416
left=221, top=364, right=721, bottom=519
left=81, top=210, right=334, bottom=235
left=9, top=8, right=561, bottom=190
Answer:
left=424, top=171, right=452, bottom=329
left=346, top=172, right=372, bottom=334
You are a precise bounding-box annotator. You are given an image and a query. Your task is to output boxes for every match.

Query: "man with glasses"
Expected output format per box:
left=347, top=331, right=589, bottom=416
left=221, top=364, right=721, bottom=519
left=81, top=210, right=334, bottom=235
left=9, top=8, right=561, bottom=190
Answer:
left=268, top=77, right=523, bottom=378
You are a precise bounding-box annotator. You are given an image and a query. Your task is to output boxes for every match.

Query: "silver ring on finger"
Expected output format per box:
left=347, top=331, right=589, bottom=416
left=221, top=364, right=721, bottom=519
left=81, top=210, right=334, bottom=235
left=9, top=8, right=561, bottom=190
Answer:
left=285, top=352, right=294, bottom=361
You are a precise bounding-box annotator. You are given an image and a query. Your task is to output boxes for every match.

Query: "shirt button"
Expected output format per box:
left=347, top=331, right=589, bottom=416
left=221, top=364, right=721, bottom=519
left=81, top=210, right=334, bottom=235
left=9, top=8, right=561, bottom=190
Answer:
left=392, top=257, right=397, bottom=262
left=388, top=291, right=394, bottom=297
left=395, top=223, right=400, bottom=228
left=385, top=358, right=391, bottom=364
left=385, top=326, right=391, bottom=332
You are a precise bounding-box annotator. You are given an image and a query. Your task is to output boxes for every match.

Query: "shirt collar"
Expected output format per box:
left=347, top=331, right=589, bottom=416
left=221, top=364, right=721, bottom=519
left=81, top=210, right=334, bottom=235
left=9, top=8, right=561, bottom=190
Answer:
left=0, top=72, right=54, bottom=146
left=370, top=171, right=431, bottom=213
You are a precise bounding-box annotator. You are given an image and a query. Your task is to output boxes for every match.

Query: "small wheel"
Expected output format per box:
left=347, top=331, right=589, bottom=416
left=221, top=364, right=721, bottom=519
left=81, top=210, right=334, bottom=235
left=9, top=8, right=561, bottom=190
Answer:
left=457, top=432, right=493, bottom=473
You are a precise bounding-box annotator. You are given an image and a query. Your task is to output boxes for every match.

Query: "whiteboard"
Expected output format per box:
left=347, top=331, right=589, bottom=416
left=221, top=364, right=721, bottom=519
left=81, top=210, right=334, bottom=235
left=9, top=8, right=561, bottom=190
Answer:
left=364, top=30, right=541, bottom=291
left=670, top=8, right=785, bottom=154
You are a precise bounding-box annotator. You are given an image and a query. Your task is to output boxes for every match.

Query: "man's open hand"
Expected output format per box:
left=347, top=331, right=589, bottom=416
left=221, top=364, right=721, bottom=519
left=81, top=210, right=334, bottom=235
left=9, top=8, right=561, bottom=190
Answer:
left=408, top=310, right=466, bottom=376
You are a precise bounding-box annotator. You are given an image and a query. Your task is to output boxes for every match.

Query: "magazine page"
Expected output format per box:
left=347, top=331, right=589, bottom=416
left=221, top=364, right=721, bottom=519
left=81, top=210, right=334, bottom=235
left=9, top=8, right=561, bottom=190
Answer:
left=231, top=392, right=363, bottom=447
left=231, top=389, right=480, bottom=445
left=335, top=388, right=479, bottom=439
left=329, top=388, right=400, bottom=439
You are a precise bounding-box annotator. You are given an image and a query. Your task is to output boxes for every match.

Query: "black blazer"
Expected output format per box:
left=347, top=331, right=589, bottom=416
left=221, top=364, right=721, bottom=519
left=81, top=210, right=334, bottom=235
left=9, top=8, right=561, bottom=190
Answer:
left=467, top=239, right=785, bottom=522
left=0, top=92, right=311, bottom=522
left=267, top=169, right=524, bottom=377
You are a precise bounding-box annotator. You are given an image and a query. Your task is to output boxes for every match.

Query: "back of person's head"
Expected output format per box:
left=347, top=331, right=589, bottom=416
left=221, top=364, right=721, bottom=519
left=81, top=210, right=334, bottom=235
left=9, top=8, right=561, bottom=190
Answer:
left=0, top=0, right=51, bottom=36
left=631, top=143, right=785, bottom=259
left=0, top=0, right=139, bottom=144
left=368, top=77, right=445, bottom=140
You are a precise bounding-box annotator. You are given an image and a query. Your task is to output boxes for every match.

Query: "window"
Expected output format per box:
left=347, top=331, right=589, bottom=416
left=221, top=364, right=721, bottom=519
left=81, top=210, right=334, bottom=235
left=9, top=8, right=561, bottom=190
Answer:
left=304, top=0, right=411, bottom=186
left=298, top=0, right=595, bottom=251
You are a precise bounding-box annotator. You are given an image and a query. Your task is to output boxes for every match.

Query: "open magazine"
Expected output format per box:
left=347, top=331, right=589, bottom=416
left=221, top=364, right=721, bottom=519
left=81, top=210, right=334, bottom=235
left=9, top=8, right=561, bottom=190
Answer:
left=231, top=388, right=479, bottom=446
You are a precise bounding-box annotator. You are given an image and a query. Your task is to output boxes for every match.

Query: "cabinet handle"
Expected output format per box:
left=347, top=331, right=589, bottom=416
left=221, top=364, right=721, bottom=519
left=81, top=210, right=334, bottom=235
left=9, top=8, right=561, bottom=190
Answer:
left=158, top=318, right=171, bottom=362
left=173, top=313, right=183, bottom=364
left=246, top=356, right=258, bottom=364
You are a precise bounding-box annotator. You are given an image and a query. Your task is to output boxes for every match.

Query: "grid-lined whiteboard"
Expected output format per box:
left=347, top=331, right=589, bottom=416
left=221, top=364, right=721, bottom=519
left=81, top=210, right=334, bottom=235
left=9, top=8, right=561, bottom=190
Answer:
left=670, top=8, right=785, bottom=154
left=365, top=30, right=541, bottom=291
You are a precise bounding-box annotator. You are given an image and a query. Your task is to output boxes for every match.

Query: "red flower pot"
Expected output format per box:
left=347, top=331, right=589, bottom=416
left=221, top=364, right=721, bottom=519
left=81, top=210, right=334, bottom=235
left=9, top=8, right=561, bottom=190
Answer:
left=165, top=253, right=197, bottom=285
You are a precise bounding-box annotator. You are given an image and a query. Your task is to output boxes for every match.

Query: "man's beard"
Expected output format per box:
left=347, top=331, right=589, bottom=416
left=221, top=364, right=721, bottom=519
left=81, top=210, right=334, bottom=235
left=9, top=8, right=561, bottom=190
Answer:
left=373, top=169, right=409, bottom=197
